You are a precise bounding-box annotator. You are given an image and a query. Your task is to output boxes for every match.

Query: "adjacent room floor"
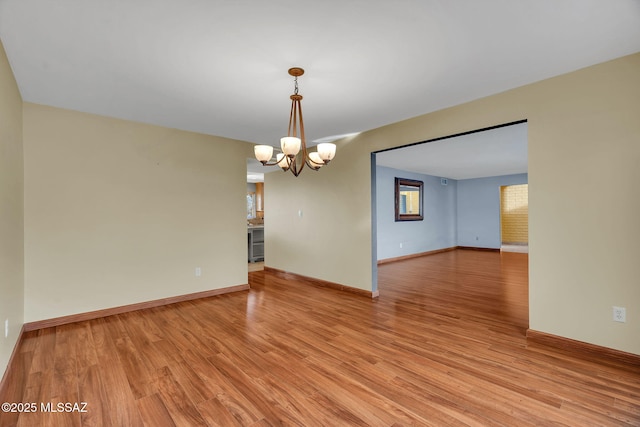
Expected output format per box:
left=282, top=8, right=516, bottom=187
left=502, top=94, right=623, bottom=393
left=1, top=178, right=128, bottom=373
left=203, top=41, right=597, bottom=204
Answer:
left=501, top=243, right=529, bottom=253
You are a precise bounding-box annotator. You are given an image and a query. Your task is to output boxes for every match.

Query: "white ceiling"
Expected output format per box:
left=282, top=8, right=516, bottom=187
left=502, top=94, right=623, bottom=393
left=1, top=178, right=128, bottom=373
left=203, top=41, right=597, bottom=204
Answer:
left=376, top=122, right=528, bottom=180
left=1, top=1, right=639, bottom=179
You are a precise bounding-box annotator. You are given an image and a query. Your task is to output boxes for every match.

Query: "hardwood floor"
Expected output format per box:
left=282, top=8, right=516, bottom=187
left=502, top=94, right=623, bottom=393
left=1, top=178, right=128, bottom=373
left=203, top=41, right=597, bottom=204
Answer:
left=248, top=262, right=264, bottom=273
left=1, top=250, right=639, bottom=426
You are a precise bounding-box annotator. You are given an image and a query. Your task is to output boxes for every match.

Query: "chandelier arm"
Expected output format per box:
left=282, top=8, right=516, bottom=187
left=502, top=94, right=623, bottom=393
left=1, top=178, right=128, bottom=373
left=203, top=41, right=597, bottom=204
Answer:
left=294, top=100, right=299, bottom=139
left=306, top=155, right=325, bottom=166
left=260, top=159, right=282, bottom=167
left=257, top=147, right=287, bottom=166
left=296, top=99, right=307, bottom=176
left=288, top=100, right=296, bottom=142
left=304, top=157, right=322, bottom=171
left=282, top=154, right=292, bottom=171
left=290, top=156, right=301, bottom=177
left=298, top=100, right=306, bottom=153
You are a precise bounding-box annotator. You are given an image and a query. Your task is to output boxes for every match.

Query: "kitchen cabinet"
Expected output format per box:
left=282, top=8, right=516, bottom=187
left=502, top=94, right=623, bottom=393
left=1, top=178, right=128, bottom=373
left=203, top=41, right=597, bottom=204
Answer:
left=255, top=182, right=264, bottom=219
left=248, top=226, right=264, bottom=263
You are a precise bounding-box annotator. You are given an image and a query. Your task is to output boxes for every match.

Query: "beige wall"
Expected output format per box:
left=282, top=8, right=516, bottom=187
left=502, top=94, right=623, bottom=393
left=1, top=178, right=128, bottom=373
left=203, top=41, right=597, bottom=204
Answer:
left=265, top=134, right=375, bottom=291
left=266, top=53, right=640, bottom=355
left=0, top=40, right=24, bottom=378
left=23, top=103, right=254, bottom=322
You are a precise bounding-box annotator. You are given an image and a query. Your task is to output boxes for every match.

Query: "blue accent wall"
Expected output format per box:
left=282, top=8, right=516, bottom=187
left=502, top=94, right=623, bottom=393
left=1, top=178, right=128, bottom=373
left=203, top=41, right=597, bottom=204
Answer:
left=376, top=166, right=528, bottom=260
left=456, top=173, right=528, bottom=249
left=376, top=166, right=457, bottom=260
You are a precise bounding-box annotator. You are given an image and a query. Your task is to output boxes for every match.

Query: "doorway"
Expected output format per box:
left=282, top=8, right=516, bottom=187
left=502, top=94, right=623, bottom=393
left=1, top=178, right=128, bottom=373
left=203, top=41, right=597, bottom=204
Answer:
left=500, top=184, right=529, bottom=253
left=247, top=159, right=266, bottom=270
left=371, top=120, right=529, bottom=326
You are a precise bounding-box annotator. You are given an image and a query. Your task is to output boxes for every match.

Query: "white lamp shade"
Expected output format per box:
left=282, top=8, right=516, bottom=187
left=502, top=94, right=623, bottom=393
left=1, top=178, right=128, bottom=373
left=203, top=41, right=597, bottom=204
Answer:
left=254, top=145, right=273, bottom=162
left=317, top=143, right=336, bottom=162
left=308, top=152, right=324, bottom=167
left=276, top=153, right=290, bottom=170
left=281, top=137, right=301, bottom=156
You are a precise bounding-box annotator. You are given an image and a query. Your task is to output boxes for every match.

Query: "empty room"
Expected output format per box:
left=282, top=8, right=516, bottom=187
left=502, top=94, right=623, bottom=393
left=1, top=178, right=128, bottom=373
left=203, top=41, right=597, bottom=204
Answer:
left=1, top=1, right=639, bottom=425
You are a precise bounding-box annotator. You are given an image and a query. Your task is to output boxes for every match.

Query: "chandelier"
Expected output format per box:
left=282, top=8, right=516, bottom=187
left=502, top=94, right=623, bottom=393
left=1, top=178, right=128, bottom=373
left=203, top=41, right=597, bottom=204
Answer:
left=254, top=67, right=336, bottom=177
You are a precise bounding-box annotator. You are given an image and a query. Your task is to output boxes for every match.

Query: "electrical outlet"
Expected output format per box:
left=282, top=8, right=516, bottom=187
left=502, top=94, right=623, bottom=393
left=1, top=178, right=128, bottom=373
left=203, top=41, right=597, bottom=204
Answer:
left=4, top=319, right=8, bottom=338
left=195, top=267, right=202, bottom=277
left=399, top=243, right=403, bottom=249
left=613, top=306, right=626, bottom=323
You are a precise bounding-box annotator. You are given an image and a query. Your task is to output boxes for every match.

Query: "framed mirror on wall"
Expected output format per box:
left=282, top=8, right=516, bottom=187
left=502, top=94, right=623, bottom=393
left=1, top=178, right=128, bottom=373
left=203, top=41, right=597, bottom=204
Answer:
left=395, top=177, right=423, bottom=221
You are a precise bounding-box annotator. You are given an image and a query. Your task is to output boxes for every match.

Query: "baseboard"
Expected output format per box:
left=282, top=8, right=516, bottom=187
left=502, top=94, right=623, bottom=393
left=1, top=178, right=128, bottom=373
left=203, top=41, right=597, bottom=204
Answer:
left=377, top=246, right=503, bottom=265
left=456, top=246, right=500, bottom=252
left=526, top=329, right=640, bottom=366
left=377, top=247, right=457, bottom=265
left=264, top=267, right=378, bottom=299
left=0, top=324, right=25, bottom=401
left=23, top=284, right=250, bottom=332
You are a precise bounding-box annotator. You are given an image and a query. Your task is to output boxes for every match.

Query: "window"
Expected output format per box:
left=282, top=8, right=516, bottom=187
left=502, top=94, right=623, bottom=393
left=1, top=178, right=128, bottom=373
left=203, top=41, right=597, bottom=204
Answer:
left=247, top=192, right=256, bottom=219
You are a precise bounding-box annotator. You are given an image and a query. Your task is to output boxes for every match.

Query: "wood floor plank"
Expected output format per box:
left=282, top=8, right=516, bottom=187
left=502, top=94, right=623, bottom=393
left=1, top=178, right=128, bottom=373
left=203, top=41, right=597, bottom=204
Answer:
left=195, top=396, right=245, bottom=427
left=2, top=250, right=639, bottom=426
left=0, top=352, right=32, bottom=427
left=117, top=312, right=171, bottom=372
left=77, top=365, right=111, bottom=427
left=72, top=322, right=110, bottom=427
left=50, top=324, right=81, bottom=427
left=180, top=350, right=263, bottom=425
left=165, top=355, right=215, bottom=405
left=152, top=366, right=208, bottom=427
left=136, top=393, right=176, bottom=427
left=90, top=317, right=145, bottom=427
left=207, top=352, right=303, bottom=424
